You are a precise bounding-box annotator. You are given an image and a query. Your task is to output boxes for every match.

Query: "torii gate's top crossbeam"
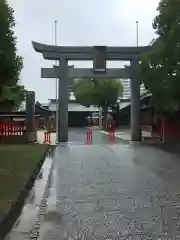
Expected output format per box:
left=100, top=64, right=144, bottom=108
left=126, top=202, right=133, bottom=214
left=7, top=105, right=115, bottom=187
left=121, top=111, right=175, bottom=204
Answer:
left=32, top=41, right=152, bottom=61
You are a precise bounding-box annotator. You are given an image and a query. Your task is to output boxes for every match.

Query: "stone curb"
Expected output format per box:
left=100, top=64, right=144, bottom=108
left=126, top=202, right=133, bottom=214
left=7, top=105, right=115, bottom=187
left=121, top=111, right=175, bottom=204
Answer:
left=28, top=148, right=56, bottom=240
left=0, top=144, right=57, bottom=240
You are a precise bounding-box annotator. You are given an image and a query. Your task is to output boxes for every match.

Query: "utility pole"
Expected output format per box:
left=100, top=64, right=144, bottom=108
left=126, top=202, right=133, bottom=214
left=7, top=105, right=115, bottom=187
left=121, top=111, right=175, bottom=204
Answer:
left=54, top=20, right=58, bottom=143
left=136, top=21, right=139, bottom=47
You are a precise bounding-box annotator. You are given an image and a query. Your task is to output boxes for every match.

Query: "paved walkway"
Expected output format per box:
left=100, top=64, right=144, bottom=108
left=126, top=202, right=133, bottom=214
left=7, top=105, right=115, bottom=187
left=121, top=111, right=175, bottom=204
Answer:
left=37, top=131, right=180, bottom=239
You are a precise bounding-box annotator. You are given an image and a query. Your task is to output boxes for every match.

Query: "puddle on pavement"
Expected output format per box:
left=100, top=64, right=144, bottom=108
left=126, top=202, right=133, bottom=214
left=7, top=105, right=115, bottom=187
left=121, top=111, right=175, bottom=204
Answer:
left=5, top=156, right=53, bottom=240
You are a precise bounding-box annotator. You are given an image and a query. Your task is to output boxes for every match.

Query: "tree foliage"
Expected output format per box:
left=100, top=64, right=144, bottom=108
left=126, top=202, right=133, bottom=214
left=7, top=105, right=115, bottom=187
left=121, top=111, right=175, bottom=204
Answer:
left=72, top=78, right=123, bottom=109
left=0, top=0, right=25, bottom=110
left=140, top=0, right=180, bottom=113
left=0, top=85, right=27, bottom=109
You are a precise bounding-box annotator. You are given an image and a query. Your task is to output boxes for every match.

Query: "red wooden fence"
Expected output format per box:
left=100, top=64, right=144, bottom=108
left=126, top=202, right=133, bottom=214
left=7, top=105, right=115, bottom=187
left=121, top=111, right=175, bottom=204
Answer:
left=0, top=122, right=26, bottom=136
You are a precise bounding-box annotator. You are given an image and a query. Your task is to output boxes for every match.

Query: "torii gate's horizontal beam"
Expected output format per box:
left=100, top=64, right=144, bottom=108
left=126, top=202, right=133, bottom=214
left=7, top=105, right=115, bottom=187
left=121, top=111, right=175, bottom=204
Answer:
left=42, top=52, right=138, bottom=61
left=32, top=41, right=152, bottom=61
left=32, top=41, right=151, bottom=55
left=41, top=67, right=131, bottom=79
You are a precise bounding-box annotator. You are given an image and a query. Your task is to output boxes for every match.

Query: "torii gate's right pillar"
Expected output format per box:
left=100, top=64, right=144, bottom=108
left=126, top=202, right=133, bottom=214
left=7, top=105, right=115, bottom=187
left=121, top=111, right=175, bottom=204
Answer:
left=130, top=57, right=141, bottom=141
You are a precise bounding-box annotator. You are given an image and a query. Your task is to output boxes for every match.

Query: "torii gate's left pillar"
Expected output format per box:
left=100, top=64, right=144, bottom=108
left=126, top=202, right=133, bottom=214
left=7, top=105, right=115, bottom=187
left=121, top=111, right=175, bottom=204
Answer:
left=57, top=58, right=69, bottom=142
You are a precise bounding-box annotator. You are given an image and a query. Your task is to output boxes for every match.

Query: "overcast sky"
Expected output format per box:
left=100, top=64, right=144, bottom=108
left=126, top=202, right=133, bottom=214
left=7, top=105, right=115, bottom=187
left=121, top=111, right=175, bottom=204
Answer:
left=8, top=0, right=159, bottom=102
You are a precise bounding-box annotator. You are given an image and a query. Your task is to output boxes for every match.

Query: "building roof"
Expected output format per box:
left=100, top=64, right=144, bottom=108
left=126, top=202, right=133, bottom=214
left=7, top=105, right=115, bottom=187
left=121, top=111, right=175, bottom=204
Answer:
left=48, top=99, right=77, bottom=103
left=48, top=102, right=98, bottom=112
left=36, top=101, right=49, bottom=111
left=0, top=112, right=40, bottom=117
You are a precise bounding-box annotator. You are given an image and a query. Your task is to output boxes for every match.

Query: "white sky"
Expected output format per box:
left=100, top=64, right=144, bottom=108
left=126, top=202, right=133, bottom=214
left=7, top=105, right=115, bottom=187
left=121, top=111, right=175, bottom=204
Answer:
left=8, top=0, right=160, bottom=102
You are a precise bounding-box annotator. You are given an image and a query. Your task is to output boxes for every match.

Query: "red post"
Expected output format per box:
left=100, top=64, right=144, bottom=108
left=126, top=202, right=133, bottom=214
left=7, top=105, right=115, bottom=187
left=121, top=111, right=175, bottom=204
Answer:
left=161, top=118, right=165, bottom=142
left=86, top=130, right=92, bottom=142
left=109, top=129, right=116, bottom=142
left=48, top=132, right=51, bottom=143
left=44, top=132, right=51, bottom=144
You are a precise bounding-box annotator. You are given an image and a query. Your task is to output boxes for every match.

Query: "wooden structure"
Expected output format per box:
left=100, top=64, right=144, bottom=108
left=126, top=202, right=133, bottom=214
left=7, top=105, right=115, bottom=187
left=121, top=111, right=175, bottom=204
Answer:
left=35, top=101, right=52, bottom=129
left=0, top=112, right=40, bottom=144
left=37, top=99, right=98, bottom=128
left=118, top=94, right=161, bottom=136
left=119, top=92, right=180, bottom=142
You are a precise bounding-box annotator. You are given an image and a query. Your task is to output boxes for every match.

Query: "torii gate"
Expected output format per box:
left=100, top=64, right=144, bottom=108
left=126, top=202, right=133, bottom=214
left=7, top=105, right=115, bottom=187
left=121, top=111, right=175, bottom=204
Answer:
left=41, top=66, right=131, bottom=90
left=32, top=42, right=151, bottom=142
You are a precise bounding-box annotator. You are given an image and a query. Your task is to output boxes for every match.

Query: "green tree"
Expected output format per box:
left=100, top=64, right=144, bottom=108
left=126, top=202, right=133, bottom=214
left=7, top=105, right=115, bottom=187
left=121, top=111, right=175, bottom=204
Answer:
left=72, top=78, right=123, bottom=127
left=140, top=0, right=180, bottom=113
left=0, top=0, right=25, bottom=111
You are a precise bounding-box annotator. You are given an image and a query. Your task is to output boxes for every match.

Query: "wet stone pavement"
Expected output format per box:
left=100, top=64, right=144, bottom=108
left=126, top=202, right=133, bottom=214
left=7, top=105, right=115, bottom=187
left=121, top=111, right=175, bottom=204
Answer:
left=38, top=130, right=180, bottom=239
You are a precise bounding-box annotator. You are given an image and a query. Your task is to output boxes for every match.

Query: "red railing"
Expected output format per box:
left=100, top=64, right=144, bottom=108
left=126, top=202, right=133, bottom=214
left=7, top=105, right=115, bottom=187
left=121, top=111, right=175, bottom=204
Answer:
left=0, top=122, right=26, bottom=136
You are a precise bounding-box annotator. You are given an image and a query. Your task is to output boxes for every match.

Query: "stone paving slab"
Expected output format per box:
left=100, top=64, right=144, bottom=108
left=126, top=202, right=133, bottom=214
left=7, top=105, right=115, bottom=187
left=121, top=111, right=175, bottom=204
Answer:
left=38, top=142, right=180, bottom=239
